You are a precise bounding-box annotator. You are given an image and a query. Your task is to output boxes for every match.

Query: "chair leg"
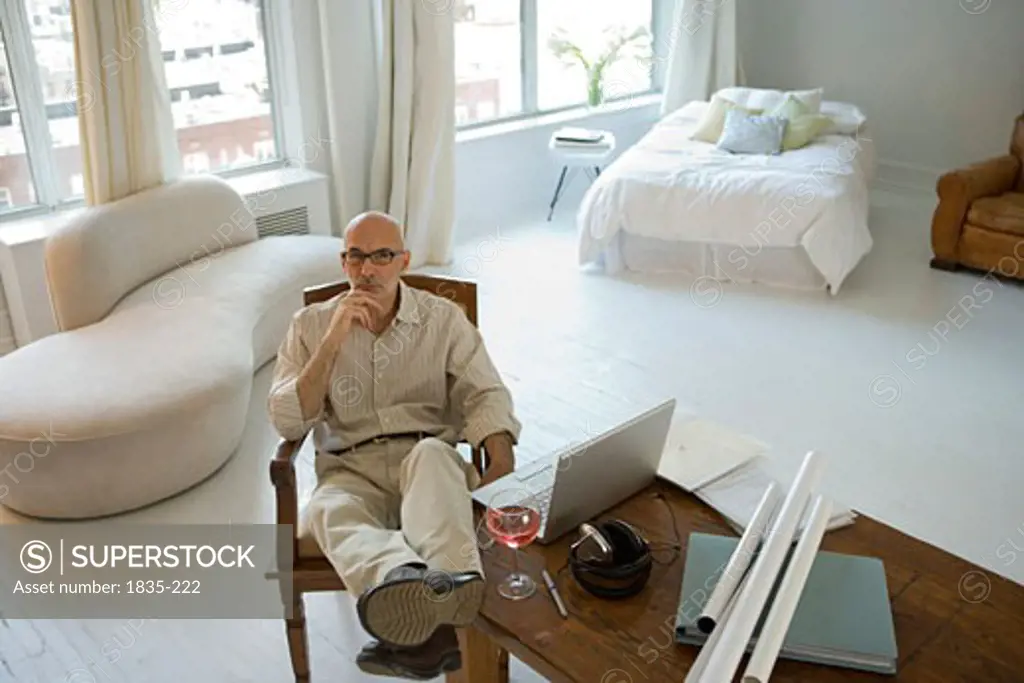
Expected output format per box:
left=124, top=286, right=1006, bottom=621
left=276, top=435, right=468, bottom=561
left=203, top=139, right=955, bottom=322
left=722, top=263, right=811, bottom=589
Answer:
left=285, top=591, right=311, bottom=682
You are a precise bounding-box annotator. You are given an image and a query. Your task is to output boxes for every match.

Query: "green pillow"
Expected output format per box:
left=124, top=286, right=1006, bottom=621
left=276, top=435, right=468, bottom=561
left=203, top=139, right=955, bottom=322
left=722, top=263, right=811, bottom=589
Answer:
left=768, top=94, right=831, bottom=150
left=781, top=114, right=832, bottom=150
left=769, top=94, right=813, bottom=121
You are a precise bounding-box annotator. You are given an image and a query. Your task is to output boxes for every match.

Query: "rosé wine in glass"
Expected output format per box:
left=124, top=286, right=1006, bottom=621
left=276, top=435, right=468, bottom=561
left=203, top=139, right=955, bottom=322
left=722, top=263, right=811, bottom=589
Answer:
left=485, top=490, right=543, bottom=600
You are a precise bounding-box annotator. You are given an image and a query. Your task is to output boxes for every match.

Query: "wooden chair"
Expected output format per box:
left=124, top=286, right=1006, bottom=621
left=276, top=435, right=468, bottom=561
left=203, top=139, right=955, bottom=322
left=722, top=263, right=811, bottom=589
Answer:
left=269, top=273, right=486, bottom=683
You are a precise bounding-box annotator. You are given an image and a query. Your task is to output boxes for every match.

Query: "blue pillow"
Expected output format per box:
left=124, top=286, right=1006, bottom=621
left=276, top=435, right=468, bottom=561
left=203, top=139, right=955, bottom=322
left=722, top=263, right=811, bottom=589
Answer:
left=715, top=110, right=789, bottom=155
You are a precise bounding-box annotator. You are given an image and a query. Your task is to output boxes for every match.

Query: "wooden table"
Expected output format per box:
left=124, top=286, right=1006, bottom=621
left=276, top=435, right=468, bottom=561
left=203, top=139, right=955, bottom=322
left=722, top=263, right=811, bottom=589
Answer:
left=447, top=479, right=1024, bottom=682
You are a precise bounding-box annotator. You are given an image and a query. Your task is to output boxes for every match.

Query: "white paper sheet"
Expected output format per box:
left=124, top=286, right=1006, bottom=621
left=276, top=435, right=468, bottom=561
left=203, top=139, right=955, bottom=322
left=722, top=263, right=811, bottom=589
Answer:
left=697, top=482, right=780, bottom=635
left=700, top=451, right=825, bottom=682
left=657, top=417, right=766, bottom=491
left=695, top=457, right=856, bottom=535
left=742, top=494, right=833, bottom=683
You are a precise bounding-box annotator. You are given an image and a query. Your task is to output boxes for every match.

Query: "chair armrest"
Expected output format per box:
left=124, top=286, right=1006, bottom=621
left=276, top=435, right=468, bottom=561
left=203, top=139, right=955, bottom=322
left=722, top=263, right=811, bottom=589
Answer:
left=472, top=445, right=485, bottom=475
left=271, top=433, right=307, bottom=489
left=932, top=155, right=1021, bottom=261
left=270, top=433, right=309, bottom=559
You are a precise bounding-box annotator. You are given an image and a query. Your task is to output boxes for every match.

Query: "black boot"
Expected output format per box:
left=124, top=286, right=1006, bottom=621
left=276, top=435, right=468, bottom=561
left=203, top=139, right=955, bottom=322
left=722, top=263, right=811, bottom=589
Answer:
left=356, top=625, right=461, bottom=680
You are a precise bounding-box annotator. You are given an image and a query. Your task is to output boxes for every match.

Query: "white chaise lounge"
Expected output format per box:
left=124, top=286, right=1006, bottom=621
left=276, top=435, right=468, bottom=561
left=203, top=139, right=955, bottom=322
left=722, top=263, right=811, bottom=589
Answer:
left=0, top=176, right=342, bottom=518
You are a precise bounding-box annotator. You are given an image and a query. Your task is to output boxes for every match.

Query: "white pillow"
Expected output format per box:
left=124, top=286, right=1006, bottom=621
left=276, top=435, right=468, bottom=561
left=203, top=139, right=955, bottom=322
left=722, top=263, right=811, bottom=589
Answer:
left=819, top=101, right=867, bottom=136
left=715, top=87, right=824, bottom=115
left=690, top=93, right=763, bottom=143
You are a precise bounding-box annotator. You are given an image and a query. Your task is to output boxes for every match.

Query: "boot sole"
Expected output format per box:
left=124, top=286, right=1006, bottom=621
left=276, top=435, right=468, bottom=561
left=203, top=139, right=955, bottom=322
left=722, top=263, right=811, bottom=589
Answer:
left=356, top=651, right=462, bottom=680
left=358, top=573, right=485, bottom=647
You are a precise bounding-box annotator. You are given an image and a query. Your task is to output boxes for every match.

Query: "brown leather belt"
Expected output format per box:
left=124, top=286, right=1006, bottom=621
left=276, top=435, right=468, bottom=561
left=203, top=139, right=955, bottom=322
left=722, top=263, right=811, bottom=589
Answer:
left=329, top=431, right=439, bottom=455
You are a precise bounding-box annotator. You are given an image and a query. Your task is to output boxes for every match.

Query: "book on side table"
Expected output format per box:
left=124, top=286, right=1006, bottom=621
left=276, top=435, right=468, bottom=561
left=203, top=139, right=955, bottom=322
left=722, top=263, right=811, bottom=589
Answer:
left=676, top=532, right=898, bottom=676
left=553, top=127, right=607, bottom=144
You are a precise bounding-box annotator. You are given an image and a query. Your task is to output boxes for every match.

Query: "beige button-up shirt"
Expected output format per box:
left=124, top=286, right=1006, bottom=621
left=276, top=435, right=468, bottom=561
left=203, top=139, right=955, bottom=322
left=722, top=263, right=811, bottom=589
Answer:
left=267, top=281, right=522, bottom=459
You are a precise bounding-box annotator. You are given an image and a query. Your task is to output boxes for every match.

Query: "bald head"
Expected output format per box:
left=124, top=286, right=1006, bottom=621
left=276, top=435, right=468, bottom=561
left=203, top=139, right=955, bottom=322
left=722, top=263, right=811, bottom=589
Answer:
left=344, top=211, right=404, bottom=251
left=340, top=211, right=410, bottom=305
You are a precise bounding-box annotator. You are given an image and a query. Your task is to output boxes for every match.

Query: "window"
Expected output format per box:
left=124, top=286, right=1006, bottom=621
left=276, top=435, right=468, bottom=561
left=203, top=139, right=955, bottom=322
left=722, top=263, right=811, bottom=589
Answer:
left=0, top=0, right=283, bottom=218
left=154, top=0, right=279, bottom=175
left=453, top=0, right=522, bottom=127
left=537, top=0, right=652, bottom=111
left=0, top=24, right=37, bottom=209
left=182, top=150, right=211, bottom=174
left=24, top=0, right=81, bottom=199
left=454, top=0, right=656, bottom=128
left=252, top=137, right=274, bottom=161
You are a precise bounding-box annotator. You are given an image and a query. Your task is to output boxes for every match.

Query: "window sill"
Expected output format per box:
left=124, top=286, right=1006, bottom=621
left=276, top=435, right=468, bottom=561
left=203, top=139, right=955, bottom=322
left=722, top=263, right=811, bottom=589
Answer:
left=0, top=166, right=326, bottom=246
left=455, top=92, right=662, bottom=144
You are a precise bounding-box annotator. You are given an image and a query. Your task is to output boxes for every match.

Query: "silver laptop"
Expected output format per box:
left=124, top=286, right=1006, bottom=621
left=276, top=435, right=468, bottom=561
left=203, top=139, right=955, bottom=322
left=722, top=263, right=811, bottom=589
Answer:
left=472, top=399, right=676, bottom=544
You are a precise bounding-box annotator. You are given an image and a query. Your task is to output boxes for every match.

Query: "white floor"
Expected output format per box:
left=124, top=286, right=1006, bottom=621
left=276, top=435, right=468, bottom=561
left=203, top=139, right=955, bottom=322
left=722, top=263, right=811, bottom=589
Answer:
left=3, top=186, right=1024, bottom=682
left=432, top=187, right=1024, bottom=591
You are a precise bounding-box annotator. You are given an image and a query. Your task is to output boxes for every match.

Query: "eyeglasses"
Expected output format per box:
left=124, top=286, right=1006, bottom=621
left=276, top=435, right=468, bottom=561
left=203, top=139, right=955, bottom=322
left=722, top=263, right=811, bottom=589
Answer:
left=341, top=248, right=406, bottom=266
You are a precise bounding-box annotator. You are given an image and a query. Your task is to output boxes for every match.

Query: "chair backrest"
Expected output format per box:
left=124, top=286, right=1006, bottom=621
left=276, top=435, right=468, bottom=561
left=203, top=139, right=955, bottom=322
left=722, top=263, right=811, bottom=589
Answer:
left=303, top=274, right=478, bottom=327
left=45, top=175, right=257, bottom=331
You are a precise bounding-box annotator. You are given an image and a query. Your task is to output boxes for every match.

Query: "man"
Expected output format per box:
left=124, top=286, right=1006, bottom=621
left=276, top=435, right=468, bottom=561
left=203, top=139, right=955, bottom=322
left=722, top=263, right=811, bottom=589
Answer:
left=267, top=211, right=521, bottom=680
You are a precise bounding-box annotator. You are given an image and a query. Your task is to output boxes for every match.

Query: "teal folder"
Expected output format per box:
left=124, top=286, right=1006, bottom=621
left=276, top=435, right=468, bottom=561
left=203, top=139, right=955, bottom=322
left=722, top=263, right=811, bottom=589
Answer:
left=675, top=532, right=898, bottom=676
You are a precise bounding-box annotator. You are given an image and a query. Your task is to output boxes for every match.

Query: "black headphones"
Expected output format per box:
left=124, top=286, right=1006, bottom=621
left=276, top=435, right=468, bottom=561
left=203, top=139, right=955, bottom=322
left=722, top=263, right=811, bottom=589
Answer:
left=568, top=519, right=653, bottom=599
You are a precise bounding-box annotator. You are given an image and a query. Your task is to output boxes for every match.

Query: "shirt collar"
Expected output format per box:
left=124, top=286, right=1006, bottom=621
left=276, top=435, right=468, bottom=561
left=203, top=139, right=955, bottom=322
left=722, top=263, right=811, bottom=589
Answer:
left=394, top=280, right=422, bottom=326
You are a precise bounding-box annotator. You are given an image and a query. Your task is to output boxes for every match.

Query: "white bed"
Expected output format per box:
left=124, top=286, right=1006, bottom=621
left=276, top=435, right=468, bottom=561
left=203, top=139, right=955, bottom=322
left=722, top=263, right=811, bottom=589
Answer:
left=577, top=99, right=877, bottom=294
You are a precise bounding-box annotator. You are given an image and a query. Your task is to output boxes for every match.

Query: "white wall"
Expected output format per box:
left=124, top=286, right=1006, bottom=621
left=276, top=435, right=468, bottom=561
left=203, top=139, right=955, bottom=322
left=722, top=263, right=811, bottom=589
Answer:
left=454, top=102, right=661, bottom=243
left=737, top=0, right=1024, bottom=187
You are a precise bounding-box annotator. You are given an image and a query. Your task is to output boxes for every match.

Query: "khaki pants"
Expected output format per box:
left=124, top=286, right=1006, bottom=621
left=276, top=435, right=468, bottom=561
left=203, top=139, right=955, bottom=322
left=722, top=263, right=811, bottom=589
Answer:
left=306, top=437, right=484, bottom=597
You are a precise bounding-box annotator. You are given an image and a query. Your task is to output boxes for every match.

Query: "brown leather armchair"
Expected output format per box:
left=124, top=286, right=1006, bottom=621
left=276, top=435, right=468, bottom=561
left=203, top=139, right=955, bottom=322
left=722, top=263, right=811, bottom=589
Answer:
left=931, top=113, right=1024, bottom=277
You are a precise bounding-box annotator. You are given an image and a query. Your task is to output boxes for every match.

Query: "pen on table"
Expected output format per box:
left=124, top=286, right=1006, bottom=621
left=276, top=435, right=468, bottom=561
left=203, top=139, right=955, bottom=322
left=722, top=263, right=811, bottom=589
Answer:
left=541, top=569, right=568, bottom=619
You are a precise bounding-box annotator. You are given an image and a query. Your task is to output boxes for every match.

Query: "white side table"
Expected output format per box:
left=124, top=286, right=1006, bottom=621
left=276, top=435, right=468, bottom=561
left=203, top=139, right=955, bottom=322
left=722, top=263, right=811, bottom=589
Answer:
left=547, top=131, right=616, bottom=221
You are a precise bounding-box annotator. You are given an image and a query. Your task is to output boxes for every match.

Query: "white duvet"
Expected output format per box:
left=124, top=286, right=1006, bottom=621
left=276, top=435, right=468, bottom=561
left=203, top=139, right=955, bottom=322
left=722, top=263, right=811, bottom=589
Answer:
left=577, top=101, right=876, bottom=294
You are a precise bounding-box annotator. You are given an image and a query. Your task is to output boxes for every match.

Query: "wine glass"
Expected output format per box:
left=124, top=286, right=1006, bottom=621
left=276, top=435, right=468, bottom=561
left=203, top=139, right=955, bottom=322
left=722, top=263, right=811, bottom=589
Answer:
left=485, top=487, right=543, bottom=600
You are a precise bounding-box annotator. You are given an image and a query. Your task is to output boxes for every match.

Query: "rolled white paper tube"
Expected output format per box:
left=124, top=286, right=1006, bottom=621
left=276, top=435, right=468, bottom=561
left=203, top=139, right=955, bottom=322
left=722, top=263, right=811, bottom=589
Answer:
left=741, top=494, right=833, bottom=683
left=699, top=450, right=825, bottom=682
left=685, top=567, right=752, bottom=683
left=697, top=482, right=781, bottom=634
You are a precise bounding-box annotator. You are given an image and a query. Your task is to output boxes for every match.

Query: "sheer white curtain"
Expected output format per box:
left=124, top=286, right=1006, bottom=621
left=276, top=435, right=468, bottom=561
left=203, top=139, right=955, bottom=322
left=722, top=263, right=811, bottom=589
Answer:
left=660, top=0, right=742, bottom=117
left=368, top=0, right=456, bottom=267
left=70, top=0, right=180, bottom=205
left=316, top=0, right=456, bottom=267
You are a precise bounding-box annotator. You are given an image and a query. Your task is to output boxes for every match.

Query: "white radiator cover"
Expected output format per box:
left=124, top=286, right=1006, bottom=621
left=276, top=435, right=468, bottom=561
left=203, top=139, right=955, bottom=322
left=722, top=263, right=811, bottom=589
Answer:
left=257, top=206, right=311, bottom=238
left=0, top=168, right=332, bottom=348
left=232, top=167, right=332, bottom=238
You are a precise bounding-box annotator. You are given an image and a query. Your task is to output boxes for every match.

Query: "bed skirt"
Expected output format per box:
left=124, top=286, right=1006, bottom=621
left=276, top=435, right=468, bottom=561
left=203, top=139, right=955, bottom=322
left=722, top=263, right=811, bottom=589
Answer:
left=598, top=232, right=829, bottom=291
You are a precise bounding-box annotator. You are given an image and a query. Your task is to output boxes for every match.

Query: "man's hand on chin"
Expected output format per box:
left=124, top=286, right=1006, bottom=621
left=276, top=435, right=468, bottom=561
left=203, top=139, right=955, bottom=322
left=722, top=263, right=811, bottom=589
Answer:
left=479, top=432, right=515, bottom=487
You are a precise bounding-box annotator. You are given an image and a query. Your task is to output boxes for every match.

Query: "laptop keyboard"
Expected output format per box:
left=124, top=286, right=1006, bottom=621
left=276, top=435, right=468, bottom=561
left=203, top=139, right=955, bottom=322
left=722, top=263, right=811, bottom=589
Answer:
left=534, top=487, right=554, bottom=530
left=518, top=464, right=556, bottom=531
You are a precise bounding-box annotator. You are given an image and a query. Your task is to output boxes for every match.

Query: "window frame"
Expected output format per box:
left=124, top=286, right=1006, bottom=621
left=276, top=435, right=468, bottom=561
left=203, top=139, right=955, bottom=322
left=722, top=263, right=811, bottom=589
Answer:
left=0, top=0, right=61, bottom=210
left=0, top=0, right=291, bottom=221
left=211, top=0, right=292, bottom=181
left=456, top=0, right=669, bottom=132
